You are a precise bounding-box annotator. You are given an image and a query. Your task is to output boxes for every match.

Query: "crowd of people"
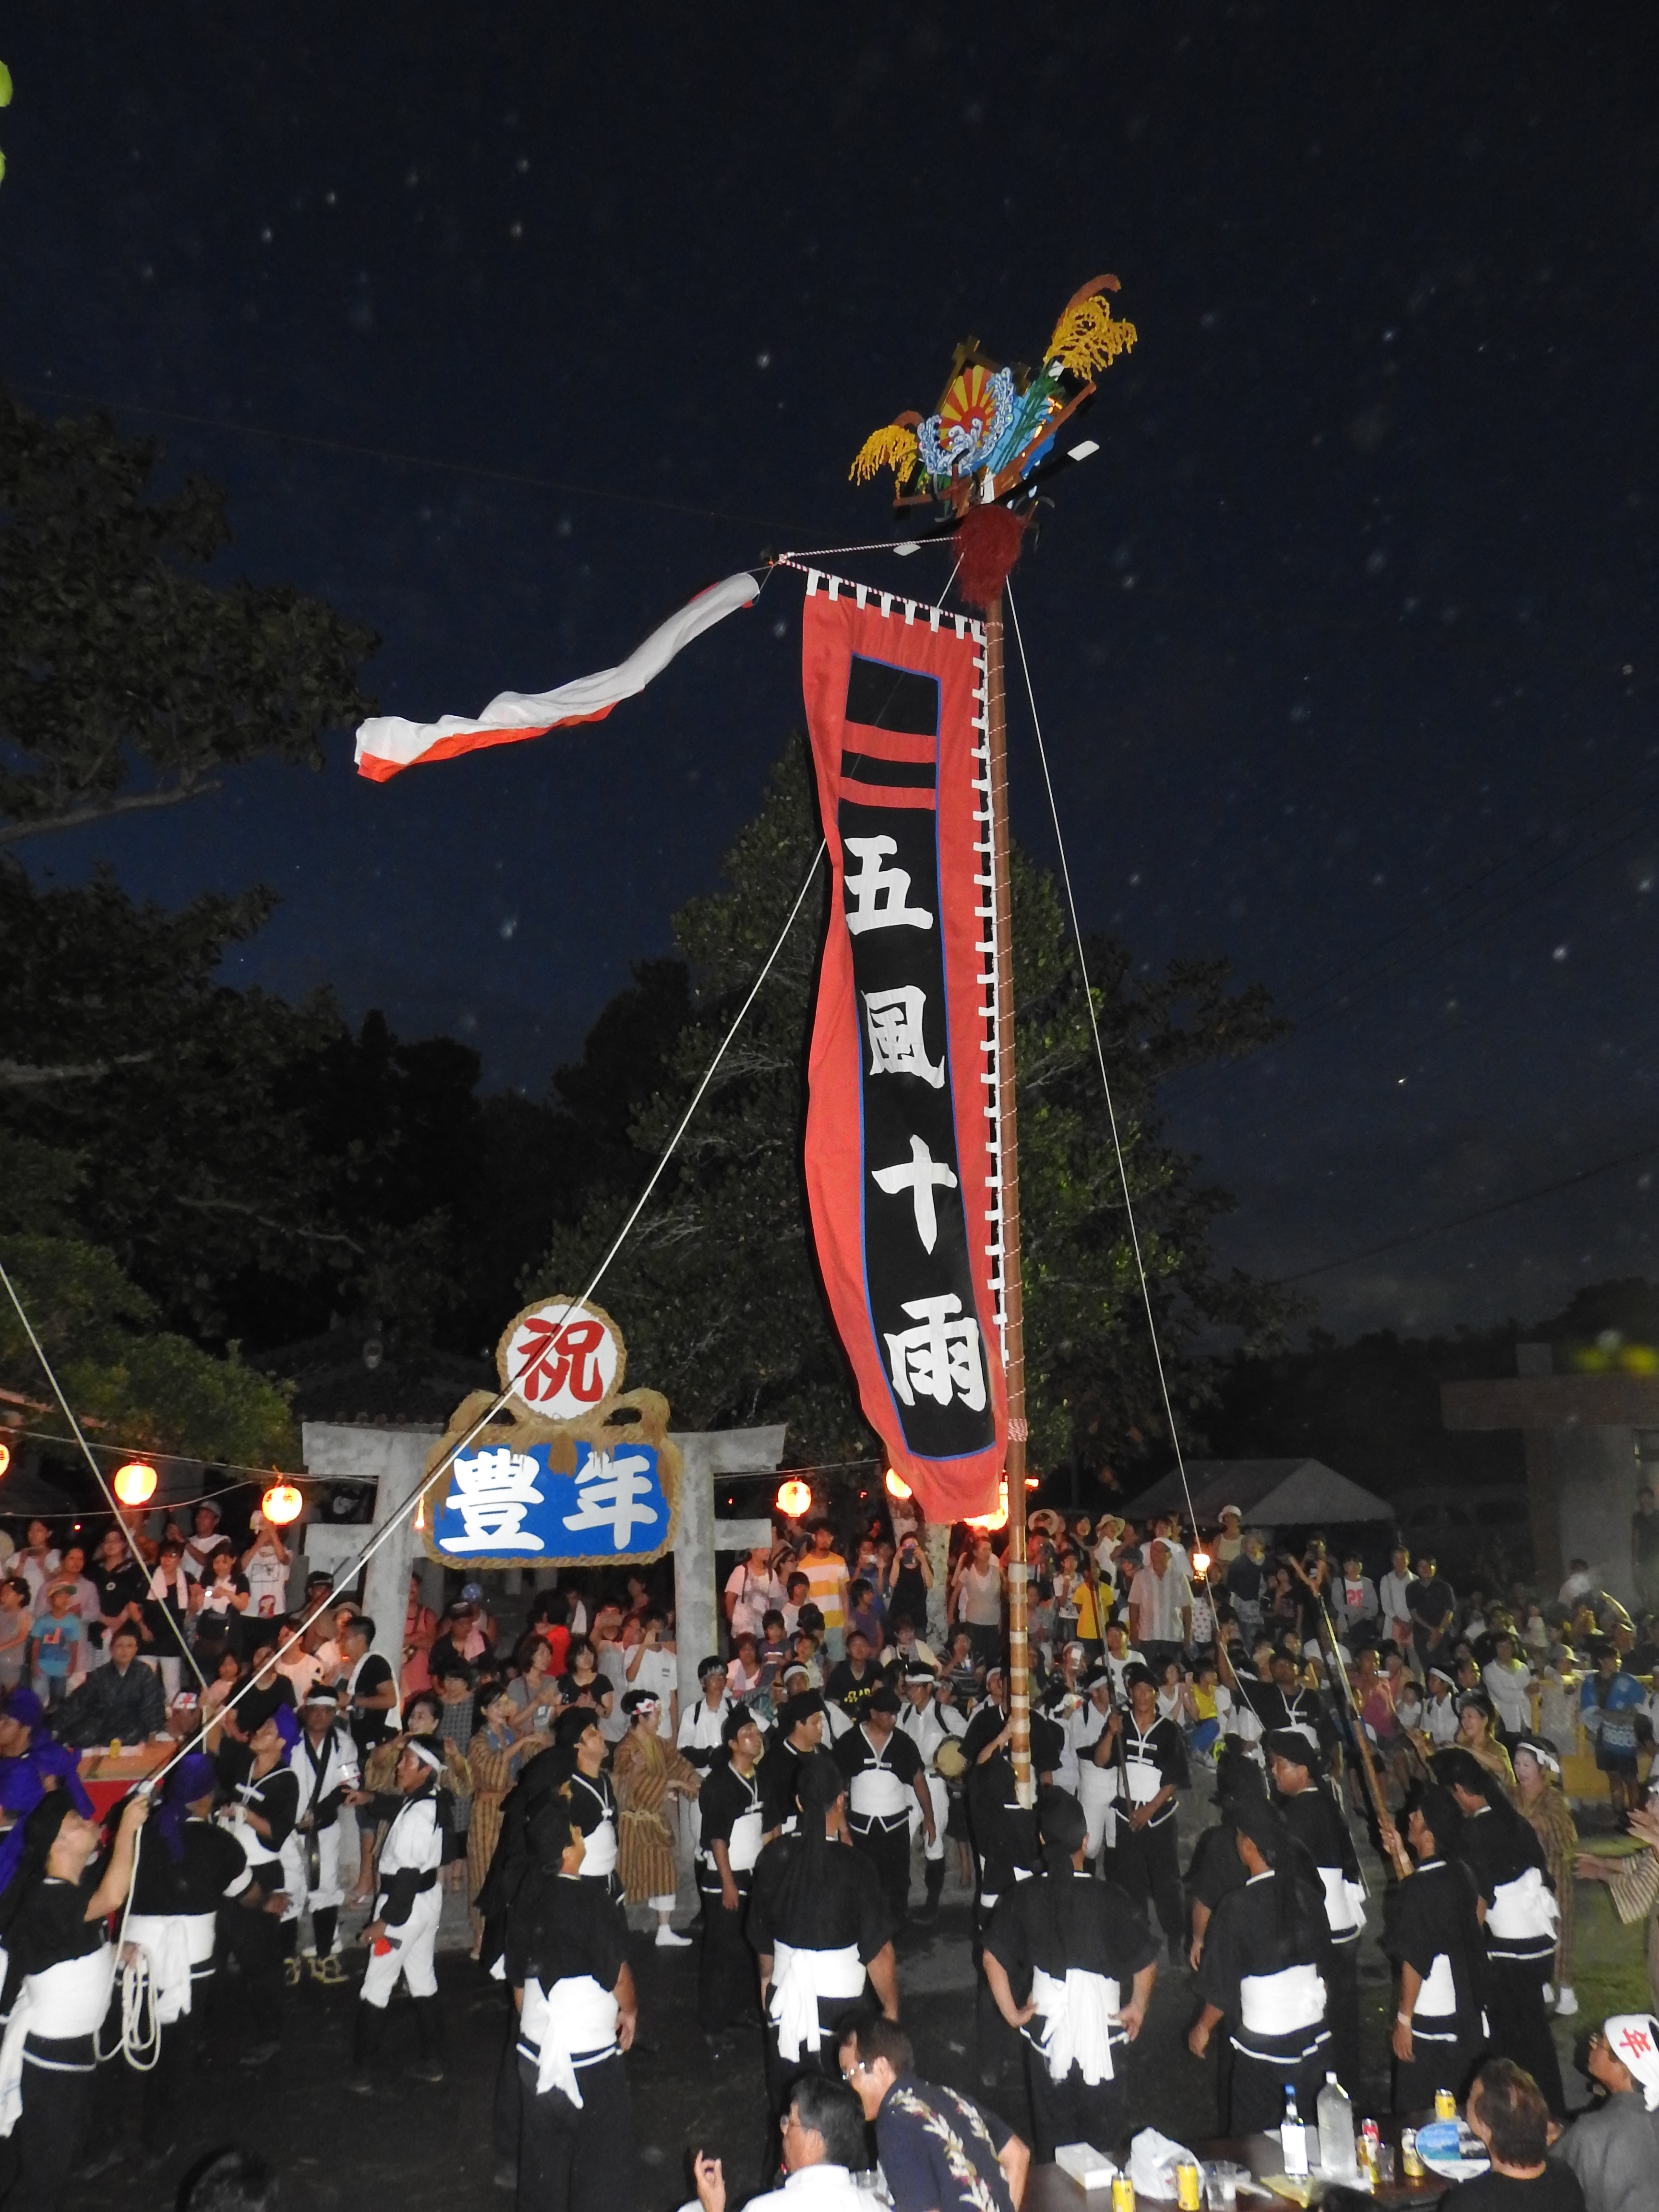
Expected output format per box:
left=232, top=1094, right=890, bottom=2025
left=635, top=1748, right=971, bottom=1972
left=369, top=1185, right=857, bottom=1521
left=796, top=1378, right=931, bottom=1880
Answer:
left=0, top=1491, right=1655, bottom=2212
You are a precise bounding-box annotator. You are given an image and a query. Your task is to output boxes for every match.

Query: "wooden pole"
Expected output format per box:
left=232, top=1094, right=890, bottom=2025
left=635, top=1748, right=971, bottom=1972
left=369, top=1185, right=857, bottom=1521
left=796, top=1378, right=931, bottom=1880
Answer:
left=985, top=599, right=1032, bottom=1805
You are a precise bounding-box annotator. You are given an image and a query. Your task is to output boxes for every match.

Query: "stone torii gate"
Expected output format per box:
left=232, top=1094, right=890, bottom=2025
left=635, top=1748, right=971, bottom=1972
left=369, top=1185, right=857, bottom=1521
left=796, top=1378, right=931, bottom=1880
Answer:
left=301, top=1417, right=787, bottom=1713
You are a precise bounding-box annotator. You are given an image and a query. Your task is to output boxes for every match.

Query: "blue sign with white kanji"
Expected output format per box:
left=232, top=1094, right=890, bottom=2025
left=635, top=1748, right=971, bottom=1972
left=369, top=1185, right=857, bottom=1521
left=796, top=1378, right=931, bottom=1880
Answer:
left=433, top=1438, right=669, bottom=1562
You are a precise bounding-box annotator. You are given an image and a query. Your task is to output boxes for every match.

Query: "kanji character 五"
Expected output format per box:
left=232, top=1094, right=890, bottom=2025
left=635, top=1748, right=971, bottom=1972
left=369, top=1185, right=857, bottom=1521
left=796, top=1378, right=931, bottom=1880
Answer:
left=842, top=836, right=934, bottom=935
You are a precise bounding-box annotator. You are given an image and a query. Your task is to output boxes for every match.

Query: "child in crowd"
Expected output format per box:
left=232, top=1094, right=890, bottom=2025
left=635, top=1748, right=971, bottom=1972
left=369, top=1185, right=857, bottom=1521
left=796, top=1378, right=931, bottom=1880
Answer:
left=29, top=1579, right=84, bottom=1707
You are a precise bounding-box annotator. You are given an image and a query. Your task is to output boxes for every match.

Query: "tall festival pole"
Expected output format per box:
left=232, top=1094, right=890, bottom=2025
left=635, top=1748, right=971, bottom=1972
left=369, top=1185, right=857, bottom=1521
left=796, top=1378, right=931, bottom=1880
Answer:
left=985, top=599, right=1033, bottom=1805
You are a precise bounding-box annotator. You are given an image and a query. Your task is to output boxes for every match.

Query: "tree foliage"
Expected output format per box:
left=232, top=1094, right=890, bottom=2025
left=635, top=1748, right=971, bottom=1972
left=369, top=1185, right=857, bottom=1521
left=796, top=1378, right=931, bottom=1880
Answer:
left=530, top=740, right=1296, bottom=1476
left=0, top=392, right=378, bottom=842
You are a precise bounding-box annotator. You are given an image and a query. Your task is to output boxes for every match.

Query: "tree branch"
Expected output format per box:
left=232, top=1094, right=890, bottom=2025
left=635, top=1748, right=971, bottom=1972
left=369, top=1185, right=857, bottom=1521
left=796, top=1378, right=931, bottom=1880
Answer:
left=171, top=1193, right=363, bottom=1252
left=0, top=780, right=223, bottom=846
left=0, top=1053, right=154, bottom=1090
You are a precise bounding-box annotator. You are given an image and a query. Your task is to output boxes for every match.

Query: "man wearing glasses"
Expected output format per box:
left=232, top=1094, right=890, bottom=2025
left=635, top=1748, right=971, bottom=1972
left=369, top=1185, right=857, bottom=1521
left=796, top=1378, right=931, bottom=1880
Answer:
left=839, top=2015, right=1029, bottom=2212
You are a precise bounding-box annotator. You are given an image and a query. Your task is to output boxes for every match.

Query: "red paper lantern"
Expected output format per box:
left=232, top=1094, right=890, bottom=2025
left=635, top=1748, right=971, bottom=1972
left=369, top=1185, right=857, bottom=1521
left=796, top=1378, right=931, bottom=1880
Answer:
left=261, top=1481, right=303, bottom=1527
left=775, top=1478, right=813, bottom=1519
left=113, top=1459, right=157, bottom=1507
left=884, top=1468, right=912, bottom=1501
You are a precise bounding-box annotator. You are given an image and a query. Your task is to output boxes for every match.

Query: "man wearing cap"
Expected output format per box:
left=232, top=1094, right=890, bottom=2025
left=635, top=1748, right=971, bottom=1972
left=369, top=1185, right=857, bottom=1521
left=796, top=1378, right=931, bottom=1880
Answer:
left=1425, top=1664, right=1463, bottom=1745
left=1552, top=2015, right=1659, bottom=2212
left=834, top=1685, right=935, bottom=1929
left=352, top=1732, right=447, bottom=2088
left=679, top=1655, right=736, bottom=1858
left=748, top=1752, right=898, bottom=2123
left=288, top=1683, right=359, bottom=1982
left=982, top=1787, right=1159, bottom=2159
left=1226, top=1533, right=1267, bottom=1647
left=1385, top=1781, right=1488, bottom=2115
left=507, top=1793, right=640, bottom=2212
left=1267, top=1726, right=1366, bottom=2088
left=697, top=1706, right=771, bottom=2041
left=1107, top=1662, right=1190, bottom=1961
left=896, top=1667, right=951, bottom=1924
left=1439, top=1745, right=1565, bottom=2115
left=764, top=1688, right=828, bottom=1835
left=181, top=1500, right=229, bottom=1583
left=1214, top=1507, right=1246, bottom=1570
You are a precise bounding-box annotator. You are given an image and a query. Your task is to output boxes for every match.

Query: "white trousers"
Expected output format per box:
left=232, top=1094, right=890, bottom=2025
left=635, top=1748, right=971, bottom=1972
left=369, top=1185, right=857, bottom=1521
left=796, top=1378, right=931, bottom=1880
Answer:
left=907, top=1775, right=948, bottom=1862
left=361, top=1886, right=442, bottom=2005
left=1078, top=1766, right=1119, bottom=1860
left=282, top=1820, right=345, bottom=1947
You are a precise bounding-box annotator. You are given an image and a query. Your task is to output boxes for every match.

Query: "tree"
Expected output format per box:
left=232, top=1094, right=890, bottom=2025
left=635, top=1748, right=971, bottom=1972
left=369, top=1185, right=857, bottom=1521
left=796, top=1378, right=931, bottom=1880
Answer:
left=0, top=1130, right=297, bottom=1463
left=0, top=391, right=378, bottom=843
left=529, top=738, right=1295, bottom=1475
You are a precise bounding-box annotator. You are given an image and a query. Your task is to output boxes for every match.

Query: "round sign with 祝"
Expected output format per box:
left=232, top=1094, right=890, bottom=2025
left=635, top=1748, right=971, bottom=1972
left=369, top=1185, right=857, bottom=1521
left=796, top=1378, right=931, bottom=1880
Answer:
left=500, top=1297, right=625, bottom=1420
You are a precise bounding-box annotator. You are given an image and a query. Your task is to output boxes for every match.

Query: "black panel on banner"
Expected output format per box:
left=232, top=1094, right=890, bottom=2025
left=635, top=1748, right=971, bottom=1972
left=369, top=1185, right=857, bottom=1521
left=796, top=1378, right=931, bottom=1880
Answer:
left=841, top=750, right=938, bottom=790
left=846, top=656, right=940, bottom=736
left=837, top=794, right=995, bottom=1462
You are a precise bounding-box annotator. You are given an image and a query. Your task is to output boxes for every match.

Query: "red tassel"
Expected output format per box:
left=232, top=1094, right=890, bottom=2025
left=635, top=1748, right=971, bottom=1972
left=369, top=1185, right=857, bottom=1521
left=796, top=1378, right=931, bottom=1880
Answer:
left=953, top=504, right=1029, bottom=611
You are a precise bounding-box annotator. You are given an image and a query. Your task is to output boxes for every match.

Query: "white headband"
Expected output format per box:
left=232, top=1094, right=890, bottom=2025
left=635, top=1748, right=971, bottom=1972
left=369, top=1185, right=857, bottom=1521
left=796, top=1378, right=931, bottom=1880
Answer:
left=1605, top=2016, right=1659, bottom=2109
left=405, top=1738, right=445, bottom=1773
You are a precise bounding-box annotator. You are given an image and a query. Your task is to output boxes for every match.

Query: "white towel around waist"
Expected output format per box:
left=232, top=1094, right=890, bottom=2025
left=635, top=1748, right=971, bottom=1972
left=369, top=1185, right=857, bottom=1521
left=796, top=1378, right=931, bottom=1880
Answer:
left=1413, top=1952, right=1458, bottom=2019
left=1239, top=1961, right=1326, bottom=2037
left=182, top=1911, right=218, bottom=1968
left=1123, top=1758, right=1162, bottom=1806
left=123, top=1914, right=195, bottom=2026
left=768, top=1940, right=865, bottom=2064
left=725, top=1808, right=765, bottom=1874
left=1318, top=1866, right=1366, bottom=1937
left=1487, top=1867, right=1559, bottom=1943
left=1030, top=1965, right=1120, bottom=2085
left=520, top=1972, right=619, bottom=2107
left=0, top=1947, right=114, bottom=2136
left=580, top=1819, right=618, bottom=1878
left=850, top=1768, right=912, bottom=1823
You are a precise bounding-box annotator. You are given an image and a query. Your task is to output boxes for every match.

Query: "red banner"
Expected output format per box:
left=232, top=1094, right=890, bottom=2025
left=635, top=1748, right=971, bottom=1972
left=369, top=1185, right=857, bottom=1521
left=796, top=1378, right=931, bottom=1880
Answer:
left=801, top=576, right=1008, bottom=1521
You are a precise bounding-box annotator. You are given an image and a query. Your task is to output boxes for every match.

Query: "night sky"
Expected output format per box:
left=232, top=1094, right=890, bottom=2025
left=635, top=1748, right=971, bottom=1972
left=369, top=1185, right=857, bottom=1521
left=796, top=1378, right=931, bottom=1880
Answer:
left=2, top=8, right=1656, bottom=1342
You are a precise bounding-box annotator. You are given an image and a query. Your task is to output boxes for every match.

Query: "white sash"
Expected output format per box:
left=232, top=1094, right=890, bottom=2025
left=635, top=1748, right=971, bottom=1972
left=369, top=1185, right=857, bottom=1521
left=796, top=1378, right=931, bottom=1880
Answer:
left=850, top=1766, right=912, bottom=1822
left=726, top=1808, right=765, bottom=1874
left=0, top=1947, right=114, bottom=2136
left=520, top=1972, right=619, bottom=2107
left=1415, top=1952, right=1457, bottom=2019
left=1077, top=1762, right=1120, bottom=1850
left=1318, top=1866, right=1365, bottom=1936
left=1239, top=1961, right=1326, bottom=2036
left=580, top=1815, right=618, bottom=1878
left=1124, top=1756, right=1161, bottom=1805
left=768, top=1940, right=864, bottom=2064
left=182, top=1911, right=218, bottom=1967
left=123, top=1914, right=194, bottom=2026
left=1487, top=1866, right=1558, bottom=1942
left=1031, top=1965, right=1119, bottom=2086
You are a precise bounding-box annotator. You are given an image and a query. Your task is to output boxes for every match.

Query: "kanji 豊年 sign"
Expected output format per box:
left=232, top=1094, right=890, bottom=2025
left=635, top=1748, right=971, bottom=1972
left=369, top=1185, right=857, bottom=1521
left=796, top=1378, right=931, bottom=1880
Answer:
left=421, top=1298, right=682, bottom=1568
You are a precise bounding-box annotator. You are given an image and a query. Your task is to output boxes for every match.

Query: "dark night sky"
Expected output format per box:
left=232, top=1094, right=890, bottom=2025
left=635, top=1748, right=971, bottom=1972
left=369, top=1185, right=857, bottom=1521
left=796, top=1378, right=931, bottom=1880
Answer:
left=2, top=7, right=1657, bottom=1341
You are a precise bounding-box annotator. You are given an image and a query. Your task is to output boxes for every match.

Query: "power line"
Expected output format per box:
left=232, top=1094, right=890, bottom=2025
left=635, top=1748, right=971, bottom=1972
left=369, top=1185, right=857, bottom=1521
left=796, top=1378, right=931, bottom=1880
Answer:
left=5, top=375, right=824, bottom=541
left=1269, top=1136, right=1659, bottom=1284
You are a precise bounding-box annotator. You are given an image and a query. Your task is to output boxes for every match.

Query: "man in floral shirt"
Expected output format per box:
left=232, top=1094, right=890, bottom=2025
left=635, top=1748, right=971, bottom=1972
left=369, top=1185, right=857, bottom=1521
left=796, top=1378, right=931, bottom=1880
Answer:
left=839, top=2016, right=1029, bottom=2212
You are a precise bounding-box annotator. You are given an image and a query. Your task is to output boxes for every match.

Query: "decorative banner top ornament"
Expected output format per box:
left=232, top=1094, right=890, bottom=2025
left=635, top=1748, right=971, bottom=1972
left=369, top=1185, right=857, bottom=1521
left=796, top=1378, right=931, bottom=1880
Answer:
left=421, top=1298, right=681, bottom=1570
left=850, top=275, right=1134, bottom=517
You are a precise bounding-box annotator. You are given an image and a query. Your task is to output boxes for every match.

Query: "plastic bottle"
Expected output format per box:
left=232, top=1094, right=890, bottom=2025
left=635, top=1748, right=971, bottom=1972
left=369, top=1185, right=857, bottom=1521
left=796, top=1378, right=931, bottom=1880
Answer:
left=1281, top=2087, right=1310, bottom=2179
left=1317, top=2073, right=1356, bottom=2177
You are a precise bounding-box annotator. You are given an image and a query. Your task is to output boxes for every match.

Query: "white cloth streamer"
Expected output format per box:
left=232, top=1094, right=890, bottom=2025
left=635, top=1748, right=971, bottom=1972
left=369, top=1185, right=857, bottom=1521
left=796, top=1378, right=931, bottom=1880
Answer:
left=1030, top=1965, right=1120, bottom=2085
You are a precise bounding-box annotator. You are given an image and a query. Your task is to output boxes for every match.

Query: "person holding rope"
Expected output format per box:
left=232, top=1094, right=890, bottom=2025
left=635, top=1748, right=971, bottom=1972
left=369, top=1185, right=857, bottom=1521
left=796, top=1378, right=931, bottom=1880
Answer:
left=981, top=1786, right=1159, bottom=2160
left=1266, top=1725, right=1367, bottom=2090
left=212, top=1710, right=299, bottom=2068
left=119, top=1750, right=246, bottom=2166
left=285, top=1683, right=359, bottom=1984
left=350, top=1733, right=446, bottom=2091
left=1068, top=1665, right=1124, bottom=1867
left=894, top=1666, right=951, bottom=1925
left=0, top=1787, right=147, bottom=2210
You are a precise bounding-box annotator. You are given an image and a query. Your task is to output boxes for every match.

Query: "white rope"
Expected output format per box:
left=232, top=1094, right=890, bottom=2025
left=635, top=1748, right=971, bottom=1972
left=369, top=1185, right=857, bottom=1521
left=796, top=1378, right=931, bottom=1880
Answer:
left=118, top=838, right=829, bottom=1801
left=97, top=1828, right=161, bottom=2070
left=0, top=1262, right=211, bottom=1695
left=1003, top=583, right=1202, bottom=1548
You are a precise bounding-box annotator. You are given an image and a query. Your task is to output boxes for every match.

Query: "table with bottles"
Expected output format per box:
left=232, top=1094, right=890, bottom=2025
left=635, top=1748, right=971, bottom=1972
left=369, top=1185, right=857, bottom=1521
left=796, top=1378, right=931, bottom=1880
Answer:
left=1024, top=2119, right=1450, bottom=2212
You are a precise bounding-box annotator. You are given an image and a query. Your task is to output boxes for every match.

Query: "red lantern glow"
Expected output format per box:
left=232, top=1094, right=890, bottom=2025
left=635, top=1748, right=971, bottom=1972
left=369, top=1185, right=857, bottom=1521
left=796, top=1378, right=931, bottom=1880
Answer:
left=775, top=1478, right=813, bottom=1519
left=0, top=1440, right=11, bottom=1480
left=884, top=1468, right=912, bottom=1501
left=113, top=1459, right=157, bottom=1507
left=261, top=1481, right=303, bottom=1527
left=966, top=1479, right=1010, bottom=1533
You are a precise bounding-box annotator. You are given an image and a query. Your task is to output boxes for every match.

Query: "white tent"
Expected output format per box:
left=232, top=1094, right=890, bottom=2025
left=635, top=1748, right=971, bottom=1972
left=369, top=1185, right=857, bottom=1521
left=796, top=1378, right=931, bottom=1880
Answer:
left=1129, top=1456, right=1394, bottom=1527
